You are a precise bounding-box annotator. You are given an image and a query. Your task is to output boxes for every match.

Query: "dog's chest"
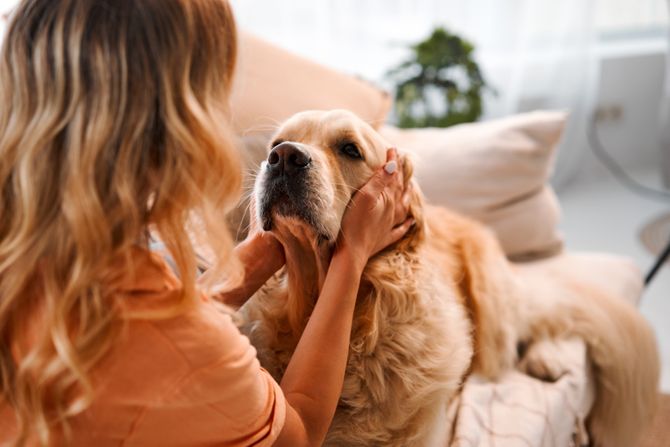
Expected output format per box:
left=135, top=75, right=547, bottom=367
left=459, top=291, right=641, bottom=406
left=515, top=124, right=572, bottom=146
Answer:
left=325, top=273, right=473, bottom=446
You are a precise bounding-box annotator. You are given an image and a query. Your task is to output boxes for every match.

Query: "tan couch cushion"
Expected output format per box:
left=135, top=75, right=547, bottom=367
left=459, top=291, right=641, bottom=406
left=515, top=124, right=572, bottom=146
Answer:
left=229, top=31, right=392, bottom=135
left=513, top=251, right=644, bottom=305
left=379, top=111, right=568, bottom=260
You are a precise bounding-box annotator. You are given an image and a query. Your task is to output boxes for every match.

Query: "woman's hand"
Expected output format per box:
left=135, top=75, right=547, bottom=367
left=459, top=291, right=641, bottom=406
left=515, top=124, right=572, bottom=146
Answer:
left=335, top=148, right=414, bottom=270
left=212, top=231, right=285, bottom=308
left=246, top=230, right=286, bottom=273
left=245, top=191, right=286, bottom=271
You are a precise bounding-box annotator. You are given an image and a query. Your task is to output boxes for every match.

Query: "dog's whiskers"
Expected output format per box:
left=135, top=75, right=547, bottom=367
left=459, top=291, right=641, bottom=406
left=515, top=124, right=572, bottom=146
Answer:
left=239, top=120, right=281, bottom=136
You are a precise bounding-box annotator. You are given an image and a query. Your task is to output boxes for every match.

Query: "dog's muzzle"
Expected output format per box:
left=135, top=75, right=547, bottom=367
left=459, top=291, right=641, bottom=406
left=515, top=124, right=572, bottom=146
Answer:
left=258, top=142, right=319, bottom=232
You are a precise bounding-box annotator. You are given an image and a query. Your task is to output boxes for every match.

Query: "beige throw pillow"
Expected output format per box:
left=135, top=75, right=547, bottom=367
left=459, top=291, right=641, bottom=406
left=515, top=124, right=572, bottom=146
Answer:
left=379, top=110, right=568, bottom=260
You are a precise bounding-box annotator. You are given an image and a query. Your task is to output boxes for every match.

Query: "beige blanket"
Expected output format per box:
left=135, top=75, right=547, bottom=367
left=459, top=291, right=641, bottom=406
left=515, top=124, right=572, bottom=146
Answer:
left=446, top=338, right=594, bottom=447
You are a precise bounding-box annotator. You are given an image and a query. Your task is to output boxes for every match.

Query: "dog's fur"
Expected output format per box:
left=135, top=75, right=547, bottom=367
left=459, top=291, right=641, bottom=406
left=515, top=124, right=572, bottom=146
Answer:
left=241, top=110, right=660, bottom=446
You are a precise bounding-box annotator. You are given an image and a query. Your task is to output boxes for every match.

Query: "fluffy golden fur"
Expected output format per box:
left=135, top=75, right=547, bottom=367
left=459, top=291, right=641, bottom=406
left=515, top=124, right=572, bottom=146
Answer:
left=242, top=110, right=660, bottom=446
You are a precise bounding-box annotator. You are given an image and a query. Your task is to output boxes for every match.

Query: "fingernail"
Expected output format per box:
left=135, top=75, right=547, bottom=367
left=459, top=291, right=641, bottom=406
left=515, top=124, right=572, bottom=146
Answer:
left=384, top=160, right=397, bottom=175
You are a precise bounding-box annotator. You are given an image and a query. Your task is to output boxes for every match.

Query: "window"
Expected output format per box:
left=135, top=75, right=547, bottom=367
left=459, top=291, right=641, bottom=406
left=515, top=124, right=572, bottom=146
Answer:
left=596, top=0, right=668, bottom=36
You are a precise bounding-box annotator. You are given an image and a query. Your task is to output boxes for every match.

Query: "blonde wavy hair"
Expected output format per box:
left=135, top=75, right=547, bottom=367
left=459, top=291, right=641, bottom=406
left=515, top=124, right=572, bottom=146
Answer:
left=0, top=0, right=241, bottom=444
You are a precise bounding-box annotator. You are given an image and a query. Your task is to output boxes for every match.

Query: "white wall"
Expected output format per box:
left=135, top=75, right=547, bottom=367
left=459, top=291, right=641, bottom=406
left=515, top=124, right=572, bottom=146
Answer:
left=594, top=51, right=666, bottom=170
left=560, top=45, right=668, bottom=187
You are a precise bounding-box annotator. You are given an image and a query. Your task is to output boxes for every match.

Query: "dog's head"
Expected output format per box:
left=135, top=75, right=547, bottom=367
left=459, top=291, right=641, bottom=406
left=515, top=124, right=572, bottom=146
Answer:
left=254, top=110, right=422, bottom=247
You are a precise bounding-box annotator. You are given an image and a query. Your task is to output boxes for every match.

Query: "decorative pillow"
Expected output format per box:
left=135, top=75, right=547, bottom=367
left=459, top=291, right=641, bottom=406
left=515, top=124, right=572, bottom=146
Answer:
left=229, top=31, right=392, bottom=135
left=379, top=110, right=567, bottom=260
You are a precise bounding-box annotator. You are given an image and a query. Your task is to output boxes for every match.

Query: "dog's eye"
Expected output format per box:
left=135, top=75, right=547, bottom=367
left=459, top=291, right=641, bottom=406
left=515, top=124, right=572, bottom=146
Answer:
left=340, top=143, right=362, bottom=160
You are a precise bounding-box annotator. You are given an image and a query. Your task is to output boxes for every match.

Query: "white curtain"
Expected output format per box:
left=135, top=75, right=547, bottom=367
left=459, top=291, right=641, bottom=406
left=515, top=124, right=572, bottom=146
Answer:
left=229, top=0, right=600, bottom=118
left=230, top=0, right=666, bottom=187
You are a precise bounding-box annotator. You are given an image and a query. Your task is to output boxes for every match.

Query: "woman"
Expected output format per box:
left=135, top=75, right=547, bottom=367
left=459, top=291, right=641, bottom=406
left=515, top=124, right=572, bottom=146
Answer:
left=0, top=0, right=411, bottom=445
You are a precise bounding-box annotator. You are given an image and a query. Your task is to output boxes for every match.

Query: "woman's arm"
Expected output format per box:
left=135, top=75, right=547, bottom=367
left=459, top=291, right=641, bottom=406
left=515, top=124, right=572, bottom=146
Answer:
left=274, top=149, right=413, bottom=447
left=274, top=249, right=363, bottom=446
left=211, top=232, right=285, bottom=309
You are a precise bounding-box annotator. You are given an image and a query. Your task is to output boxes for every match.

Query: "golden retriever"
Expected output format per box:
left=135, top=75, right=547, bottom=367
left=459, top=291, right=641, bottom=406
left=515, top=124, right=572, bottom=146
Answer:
left=241, top=110, right=659, bottom=447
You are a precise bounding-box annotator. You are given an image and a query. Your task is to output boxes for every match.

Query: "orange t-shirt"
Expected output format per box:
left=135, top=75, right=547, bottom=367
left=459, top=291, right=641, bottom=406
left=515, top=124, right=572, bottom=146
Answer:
left=0, top=249, right=286, bottom=446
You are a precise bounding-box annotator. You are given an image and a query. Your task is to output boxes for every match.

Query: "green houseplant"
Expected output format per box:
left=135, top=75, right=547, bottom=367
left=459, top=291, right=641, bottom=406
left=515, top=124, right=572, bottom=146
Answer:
left=387, top=27, right=490, bottom=128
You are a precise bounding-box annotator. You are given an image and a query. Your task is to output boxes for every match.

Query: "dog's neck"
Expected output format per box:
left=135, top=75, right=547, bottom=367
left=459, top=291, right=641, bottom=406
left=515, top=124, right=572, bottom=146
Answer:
left=272, top=218, right=333, bottom=335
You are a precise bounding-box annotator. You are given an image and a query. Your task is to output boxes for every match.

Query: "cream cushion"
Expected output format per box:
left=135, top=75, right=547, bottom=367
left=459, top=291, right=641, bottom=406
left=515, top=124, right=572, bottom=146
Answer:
left=229, top=31, right=392, bottom=135
left=379, top=110, right=568, bottom=260
left=513, top=251, right=644, bottom=305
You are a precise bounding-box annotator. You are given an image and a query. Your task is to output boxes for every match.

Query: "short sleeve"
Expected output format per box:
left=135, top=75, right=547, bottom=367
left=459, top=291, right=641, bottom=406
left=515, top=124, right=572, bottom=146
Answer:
left=122, top=301, right=287, bottom=446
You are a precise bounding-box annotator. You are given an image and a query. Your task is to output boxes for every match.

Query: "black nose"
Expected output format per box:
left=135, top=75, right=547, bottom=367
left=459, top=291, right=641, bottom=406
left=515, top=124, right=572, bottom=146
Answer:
left=267, top=142, right=311, bottom=176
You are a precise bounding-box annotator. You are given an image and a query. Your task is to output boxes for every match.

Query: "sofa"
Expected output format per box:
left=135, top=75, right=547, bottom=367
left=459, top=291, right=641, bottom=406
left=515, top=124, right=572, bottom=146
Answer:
left=228, top=31, right=645, bottom=446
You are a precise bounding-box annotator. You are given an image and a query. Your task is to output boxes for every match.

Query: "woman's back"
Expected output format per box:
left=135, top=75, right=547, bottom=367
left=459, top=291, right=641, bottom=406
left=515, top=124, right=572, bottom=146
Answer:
left=0, top=249, right=285, bottom=445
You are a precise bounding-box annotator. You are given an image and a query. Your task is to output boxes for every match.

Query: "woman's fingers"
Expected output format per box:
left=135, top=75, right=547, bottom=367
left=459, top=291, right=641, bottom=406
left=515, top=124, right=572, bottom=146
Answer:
left=394, top=183, right=412, bottom=225
left=384, top=148, right=404, bottom=189
left=385, top=217, right=415, bottom=247
left=380, top=147, right=414, bottom=249
left=383, top=148, right=401, bottom=181
left=363, top=147, right=403, bottom=211
left=362, top=149, right=397, bottom=200
left=386, top=146, right=411, bottom=227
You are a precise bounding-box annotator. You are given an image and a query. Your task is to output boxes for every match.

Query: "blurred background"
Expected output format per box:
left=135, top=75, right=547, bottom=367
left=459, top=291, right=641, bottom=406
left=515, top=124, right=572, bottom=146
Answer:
left=230, top=0, right=668, bottom=187
left=1, top=0, right=669, bottom=390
